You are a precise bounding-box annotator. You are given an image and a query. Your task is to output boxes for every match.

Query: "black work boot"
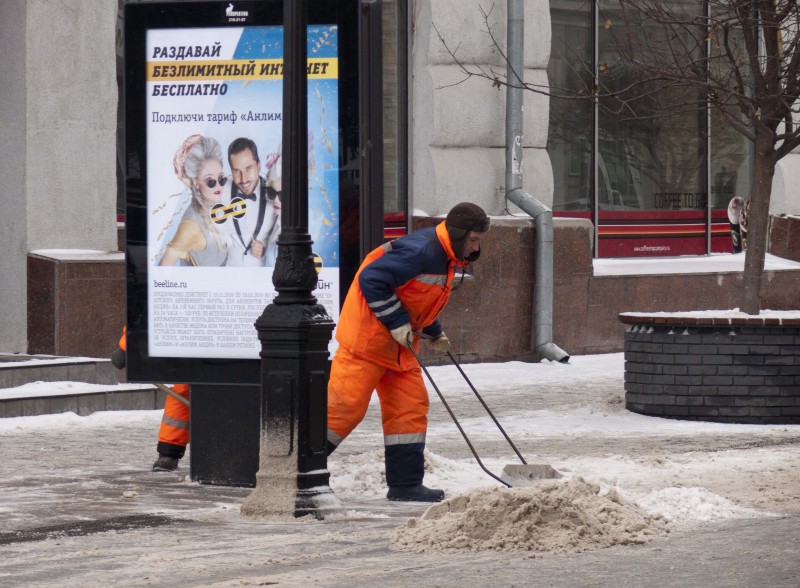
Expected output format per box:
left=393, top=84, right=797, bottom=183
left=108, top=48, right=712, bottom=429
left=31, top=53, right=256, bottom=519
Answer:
left=387, top=484, right=445, bottom=502
left=152, top=455, right=180, bottom=471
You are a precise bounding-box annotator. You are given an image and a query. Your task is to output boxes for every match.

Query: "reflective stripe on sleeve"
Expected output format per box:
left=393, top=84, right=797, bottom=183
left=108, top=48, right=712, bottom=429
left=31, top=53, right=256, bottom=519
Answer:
left=415, top=273, right=447, bottom=286
left=368, top=294, right=398, bottom=309
left=161, top=414, right=189, bottom=431
left=372, top=300, right=402, bottom=317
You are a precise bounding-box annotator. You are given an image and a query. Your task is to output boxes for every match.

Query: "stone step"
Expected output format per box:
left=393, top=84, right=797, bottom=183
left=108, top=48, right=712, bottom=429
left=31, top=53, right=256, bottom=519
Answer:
left=0, top=354, right=119, bottom=388
left=0, top=354, right=165, bottom=418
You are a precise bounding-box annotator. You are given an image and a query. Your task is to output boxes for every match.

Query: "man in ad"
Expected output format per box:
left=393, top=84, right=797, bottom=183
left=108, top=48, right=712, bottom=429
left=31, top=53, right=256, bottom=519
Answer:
left=226, top=137, right=280, bottom=267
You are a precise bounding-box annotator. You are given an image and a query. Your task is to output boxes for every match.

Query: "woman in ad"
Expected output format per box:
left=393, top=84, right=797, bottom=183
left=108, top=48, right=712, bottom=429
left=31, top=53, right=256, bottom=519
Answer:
left=159, top=134, right=230, bottom=267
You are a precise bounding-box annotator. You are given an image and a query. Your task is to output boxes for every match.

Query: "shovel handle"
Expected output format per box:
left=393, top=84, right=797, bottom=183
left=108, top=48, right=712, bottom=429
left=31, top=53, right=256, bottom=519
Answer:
left=408, top=338, right=510, bottom=488
left=154, top=383, right=191, bottom=407
left=444, top=351, right=528, bottom=466
left=412, top=331, right=527, bottom=466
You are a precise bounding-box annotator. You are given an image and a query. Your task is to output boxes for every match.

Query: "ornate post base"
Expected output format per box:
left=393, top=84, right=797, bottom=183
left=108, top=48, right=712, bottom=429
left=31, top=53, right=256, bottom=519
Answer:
left=240, top=303, right=341, bottom=520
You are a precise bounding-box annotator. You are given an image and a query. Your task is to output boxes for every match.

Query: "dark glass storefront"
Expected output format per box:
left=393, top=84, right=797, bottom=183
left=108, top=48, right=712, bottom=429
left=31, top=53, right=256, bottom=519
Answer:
left=548, top=0, right=753, bottom=258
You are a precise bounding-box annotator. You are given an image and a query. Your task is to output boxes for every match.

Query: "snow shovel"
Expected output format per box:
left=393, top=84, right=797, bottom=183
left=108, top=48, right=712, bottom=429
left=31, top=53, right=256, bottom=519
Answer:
left=154, top=383, right=190, bottom=407
left=409, top=332, right=561, bottom=487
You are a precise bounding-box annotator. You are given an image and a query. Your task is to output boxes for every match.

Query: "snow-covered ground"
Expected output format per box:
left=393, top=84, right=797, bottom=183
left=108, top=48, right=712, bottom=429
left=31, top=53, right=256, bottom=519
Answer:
left=1, top=353, right=799, bottom=586
left=593, top=251, right=800, bottom=275
left=328, top=353, right=800, bottom=521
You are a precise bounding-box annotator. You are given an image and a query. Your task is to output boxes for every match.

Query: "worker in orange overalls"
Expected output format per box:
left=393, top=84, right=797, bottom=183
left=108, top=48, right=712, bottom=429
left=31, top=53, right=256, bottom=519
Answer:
left=327, top=202, right=490, bottom=502
left=112, top=327, right=190, bottom=471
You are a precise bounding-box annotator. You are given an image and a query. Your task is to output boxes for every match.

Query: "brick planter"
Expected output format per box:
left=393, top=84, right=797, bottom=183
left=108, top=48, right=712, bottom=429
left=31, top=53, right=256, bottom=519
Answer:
left=620, top=312, right=800, bottom=424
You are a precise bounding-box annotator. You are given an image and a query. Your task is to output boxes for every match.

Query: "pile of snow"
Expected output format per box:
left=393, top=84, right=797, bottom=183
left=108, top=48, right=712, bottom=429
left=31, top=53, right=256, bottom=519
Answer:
left=626, top=486, right=775, bottom=522
left=392, top=477, right=668, bottom=555
left=328, top=449, right=388, bottom=496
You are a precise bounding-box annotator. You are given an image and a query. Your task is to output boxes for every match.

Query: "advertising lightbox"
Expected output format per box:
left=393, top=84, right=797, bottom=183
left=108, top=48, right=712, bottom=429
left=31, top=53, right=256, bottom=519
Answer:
left=124, top=1, right=361, bottom=384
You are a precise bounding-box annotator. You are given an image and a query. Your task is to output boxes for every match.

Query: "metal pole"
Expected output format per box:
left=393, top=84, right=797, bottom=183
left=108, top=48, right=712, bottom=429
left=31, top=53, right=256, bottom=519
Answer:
left=241, top=0, right=338, bottom=520
left=274, top=0, right=314, bottom=306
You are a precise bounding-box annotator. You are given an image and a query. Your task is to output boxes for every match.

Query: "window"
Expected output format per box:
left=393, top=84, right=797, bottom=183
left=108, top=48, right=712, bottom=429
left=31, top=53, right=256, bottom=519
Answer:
left=547, top=0, right=753, bottom=257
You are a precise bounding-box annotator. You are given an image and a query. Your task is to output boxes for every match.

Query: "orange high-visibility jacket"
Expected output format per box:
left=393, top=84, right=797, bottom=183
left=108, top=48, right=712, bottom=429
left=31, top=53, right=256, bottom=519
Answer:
left=336, top=221, right=464, bottom=371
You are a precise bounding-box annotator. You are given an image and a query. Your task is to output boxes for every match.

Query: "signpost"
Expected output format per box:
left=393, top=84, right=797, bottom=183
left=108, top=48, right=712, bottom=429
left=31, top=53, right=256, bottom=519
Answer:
left=240, top=0, right=338, bottom=519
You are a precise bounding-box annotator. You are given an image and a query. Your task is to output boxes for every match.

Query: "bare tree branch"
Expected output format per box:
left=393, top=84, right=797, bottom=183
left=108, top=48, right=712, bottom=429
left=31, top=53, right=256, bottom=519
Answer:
left=432, top=0, right=800, bottom=312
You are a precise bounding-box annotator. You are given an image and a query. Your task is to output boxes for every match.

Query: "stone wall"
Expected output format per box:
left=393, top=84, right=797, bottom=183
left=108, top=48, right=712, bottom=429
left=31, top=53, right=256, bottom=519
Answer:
left=621, top=314, right=800, bottom=424
left=0, top=1, right=118, bottom=353
left=769, top=215, right=800, bottom=263
left=416, top=215, right=800, bottom=364
left=27, top=251, right=125, bottom=358
left=551, top=217, right=800, bottom=356
left=22, top=212, right=800, bottom=364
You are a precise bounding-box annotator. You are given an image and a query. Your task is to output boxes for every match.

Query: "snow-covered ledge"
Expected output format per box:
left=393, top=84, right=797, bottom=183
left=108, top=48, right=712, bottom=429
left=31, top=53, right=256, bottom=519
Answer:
left=619, top=310, right=800, bottom=424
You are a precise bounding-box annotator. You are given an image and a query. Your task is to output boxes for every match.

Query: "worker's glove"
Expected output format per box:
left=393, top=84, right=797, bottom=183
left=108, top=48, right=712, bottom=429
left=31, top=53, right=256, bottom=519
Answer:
left=427, top=332, right=451, bottom=353
left=111, top=348, right=126, bottom=370
left=390, top=323, right=413, bottom=348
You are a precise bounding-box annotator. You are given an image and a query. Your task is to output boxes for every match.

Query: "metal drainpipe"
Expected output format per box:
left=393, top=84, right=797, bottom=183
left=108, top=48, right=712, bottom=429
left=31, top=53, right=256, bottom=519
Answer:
left=505, top=0, right=569, bottom=363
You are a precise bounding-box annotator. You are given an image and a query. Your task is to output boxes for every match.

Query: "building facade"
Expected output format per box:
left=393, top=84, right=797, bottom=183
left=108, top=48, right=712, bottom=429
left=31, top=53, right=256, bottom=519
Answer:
left=0, top=1, right=119, bottom=353
left=1, top=0, right=798, bottom=355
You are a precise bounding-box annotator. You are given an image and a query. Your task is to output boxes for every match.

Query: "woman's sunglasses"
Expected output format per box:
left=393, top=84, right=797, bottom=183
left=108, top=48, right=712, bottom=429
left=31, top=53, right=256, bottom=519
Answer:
left=204, top=175, right=229, bottom=189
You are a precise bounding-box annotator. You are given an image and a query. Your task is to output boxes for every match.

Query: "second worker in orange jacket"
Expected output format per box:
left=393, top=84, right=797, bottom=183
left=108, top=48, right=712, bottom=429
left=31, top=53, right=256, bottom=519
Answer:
left=113, top=326, right=190, bottom=472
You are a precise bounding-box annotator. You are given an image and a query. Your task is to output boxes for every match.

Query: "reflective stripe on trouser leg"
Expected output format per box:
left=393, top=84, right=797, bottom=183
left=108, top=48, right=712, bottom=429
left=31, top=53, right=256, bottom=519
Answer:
left=326, top=430, right=343, bottom=456
left=327, top=346, right=385, bottom=449
left=377, top=365, right=429, bottom=487
left=157, top=384, right=190, bottom=458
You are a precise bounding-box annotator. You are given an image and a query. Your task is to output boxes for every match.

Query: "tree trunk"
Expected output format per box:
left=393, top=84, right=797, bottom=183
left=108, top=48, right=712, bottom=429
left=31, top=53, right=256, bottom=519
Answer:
left=741, top=129, right=777, bottom=314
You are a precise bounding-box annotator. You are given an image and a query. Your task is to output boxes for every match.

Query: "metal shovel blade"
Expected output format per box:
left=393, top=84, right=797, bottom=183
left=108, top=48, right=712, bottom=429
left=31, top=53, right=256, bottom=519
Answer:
left=500, top=464, right=563, bottom=487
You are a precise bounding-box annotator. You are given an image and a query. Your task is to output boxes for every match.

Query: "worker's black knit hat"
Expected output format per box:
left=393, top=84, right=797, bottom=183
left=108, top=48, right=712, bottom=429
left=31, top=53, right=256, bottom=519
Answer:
left=445, top=202, right=490, bottom=261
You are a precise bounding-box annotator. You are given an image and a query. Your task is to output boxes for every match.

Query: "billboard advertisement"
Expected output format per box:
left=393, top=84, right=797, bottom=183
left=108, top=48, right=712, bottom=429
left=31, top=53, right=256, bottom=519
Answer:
left=146, top=25, right=340, bottom=359
left=124, top=1, right=360, bottom=384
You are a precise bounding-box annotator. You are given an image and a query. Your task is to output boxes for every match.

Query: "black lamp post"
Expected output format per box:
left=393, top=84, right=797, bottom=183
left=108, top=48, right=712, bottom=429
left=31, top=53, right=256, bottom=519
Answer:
left=240, top=0, right=338, bottom=519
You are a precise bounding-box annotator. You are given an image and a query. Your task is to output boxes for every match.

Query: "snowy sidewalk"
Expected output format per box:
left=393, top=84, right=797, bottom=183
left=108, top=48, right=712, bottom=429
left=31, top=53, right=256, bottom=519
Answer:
left=1, top=353, right=799, bottom=587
